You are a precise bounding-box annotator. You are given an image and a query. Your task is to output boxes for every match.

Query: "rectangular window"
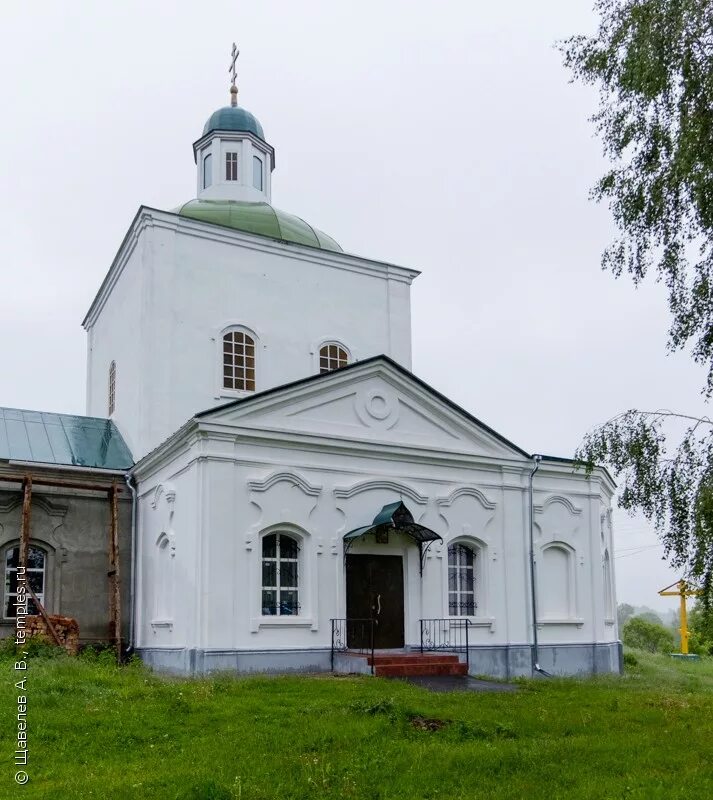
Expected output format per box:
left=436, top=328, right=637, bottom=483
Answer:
left=253, top=155, right=263, bottom=191
left=225, top=152, right=238, bottom=181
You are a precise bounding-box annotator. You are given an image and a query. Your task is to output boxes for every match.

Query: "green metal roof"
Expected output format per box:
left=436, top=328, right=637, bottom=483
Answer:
left=203, top=106, right=265, bottom=140
left=344, top=501, right=442, bottom=544
left=174, top=199, right=343, bottom=252
left=0, top=408, right=133, bottom=470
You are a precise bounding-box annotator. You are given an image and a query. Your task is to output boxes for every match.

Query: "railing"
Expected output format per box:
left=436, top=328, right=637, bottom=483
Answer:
left=420, top=618, right=472, bottom=672
left=330, top=618, right=375, bottom=675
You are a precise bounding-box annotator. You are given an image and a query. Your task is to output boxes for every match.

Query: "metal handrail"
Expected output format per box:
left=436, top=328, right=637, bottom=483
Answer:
left=330, top=617, right=375, bottom=675
left=419, top=617, right=472, bottom=672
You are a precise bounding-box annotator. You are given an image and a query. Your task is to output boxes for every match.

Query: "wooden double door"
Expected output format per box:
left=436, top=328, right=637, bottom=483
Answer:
left=346, top=554, right=404, bottom=649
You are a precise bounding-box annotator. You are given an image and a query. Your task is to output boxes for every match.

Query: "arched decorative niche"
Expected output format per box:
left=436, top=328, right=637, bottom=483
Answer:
left=537, top=542, right=578, bottom=622
left=152, top=532, right=174, bottom=627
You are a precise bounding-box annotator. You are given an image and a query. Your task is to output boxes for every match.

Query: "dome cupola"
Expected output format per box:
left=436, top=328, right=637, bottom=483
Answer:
left=192, top=45, right=274, bottom=204
left=177, top=45, right=340, bottom=252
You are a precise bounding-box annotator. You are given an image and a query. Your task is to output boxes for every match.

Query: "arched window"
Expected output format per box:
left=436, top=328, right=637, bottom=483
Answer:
left=448, top=543, right=476, bottom=616
left=203, top=153, right=213, bottom=189
left=222, top=330, right=256, bottom=391
left=253, top=155, right=263, bottom=191
left=4, top=545, right=46, bottom=618
left=108, top=360, right=116, bottom=416
left=261, top=533, right=299, bottom=616
left=319, top=343, right=349, bottom=374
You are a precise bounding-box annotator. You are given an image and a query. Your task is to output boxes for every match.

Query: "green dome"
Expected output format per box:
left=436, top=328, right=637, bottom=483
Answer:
left=203, top=106, right=265, bottom=140
left=174, top=199, right=342, bottom=252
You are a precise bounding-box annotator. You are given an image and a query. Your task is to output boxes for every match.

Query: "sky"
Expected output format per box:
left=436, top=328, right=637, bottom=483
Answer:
left=0, top=1, right=706, bottom=613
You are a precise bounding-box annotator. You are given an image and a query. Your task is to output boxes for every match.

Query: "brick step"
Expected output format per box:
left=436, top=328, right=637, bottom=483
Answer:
left=375, top=662, right=468, bottom=678
left=368, top=653, right=461, bottom=666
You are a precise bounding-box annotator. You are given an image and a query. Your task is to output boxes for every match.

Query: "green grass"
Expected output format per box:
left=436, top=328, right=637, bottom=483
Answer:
left=1, top=649, right=712, bottom=799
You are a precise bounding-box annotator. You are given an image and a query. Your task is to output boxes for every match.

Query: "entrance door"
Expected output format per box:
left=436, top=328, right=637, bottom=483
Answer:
left=346, top=554, right=404, bottom=648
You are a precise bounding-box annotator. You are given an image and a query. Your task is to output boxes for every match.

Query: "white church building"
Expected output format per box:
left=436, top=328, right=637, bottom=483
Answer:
left=5, top=62, right=621, bottom=678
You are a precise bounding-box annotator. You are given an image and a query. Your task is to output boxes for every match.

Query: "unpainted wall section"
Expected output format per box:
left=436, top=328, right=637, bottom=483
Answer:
left=0, top=486, right=131, bottom=644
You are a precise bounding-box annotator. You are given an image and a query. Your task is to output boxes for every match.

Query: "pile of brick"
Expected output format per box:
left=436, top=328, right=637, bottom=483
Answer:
left=25, top=615, right=80, bottom=655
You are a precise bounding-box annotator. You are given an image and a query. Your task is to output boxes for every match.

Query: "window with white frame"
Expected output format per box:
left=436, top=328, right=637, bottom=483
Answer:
left=225, top=152, right=238, bottom=181
left=319, top=343, right=349, bottom=374
left=448, top=543, right=476, bottom=616
left=253, top=155, right=263, bottom=191
left=222, top=330, right=256, bottom=391
left=108, top=360, right=116, bottom=416
left=4, top=545, right=46, bottom=618
left=203, top=153, right=213, bottom=188
left=261, top=533, right=299, bottom=616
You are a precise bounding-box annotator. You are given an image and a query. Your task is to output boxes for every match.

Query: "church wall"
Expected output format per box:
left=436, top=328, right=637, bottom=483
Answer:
left=152, top=225, right=414, bottom=458
left=132, top=426, right=617, bottom=675
left=85, top=225, right=149, bottom=459
left=0, top=480, right=131, bottom=645
left=86, top=212, right=416, bottom=462
left=135, top=450, right=201, bottom=654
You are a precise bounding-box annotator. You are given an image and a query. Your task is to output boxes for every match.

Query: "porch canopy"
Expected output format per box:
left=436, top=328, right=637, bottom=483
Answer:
left=343, top=501, right=442, bottom=573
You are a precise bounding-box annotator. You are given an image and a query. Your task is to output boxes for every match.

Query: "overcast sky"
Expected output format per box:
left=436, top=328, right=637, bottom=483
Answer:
left=0, top=1, right=706, bottom=612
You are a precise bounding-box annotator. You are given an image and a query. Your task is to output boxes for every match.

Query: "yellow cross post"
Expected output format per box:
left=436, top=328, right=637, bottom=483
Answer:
left=658, top=580, right=703, bottom=656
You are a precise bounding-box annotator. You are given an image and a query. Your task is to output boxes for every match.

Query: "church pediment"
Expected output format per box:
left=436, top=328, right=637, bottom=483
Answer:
left=198, top=357, right=528, bottom=461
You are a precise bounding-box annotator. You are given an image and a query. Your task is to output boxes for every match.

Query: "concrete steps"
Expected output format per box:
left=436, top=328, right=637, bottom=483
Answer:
left=367, top=652, right=467, bottom=677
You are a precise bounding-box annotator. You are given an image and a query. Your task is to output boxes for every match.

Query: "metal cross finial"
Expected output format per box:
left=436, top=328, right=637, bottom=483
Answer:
left=229, top=43, right=239, bottom=87
left=228, top=43, right=240, bottom=106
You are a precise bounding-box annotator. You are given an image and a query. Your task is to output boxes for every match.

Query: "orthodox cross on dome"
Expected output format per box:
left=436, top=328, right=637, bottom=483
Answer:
left=229, top=42, right=240, bottom=107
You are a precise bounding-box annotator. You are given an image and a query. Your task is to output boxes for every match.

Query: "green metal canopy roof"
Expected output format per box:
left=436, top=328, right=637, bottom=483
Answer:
left=0, top=408, right=133, bottom=470
left=174, top=199, right=343, bottom=252
left=203, top=106, right=265, bottom=140
left=344, top=501, right=442, bottom=544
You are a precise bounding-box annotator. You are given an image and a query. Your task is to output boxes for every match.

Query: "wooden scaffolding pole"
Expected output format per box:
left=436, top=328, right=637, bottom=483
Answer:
left=108, top=483, right=121, bottom=662
left=17, top=474, right=63, bottom=647
left=19, top=475, right=32, bottom=571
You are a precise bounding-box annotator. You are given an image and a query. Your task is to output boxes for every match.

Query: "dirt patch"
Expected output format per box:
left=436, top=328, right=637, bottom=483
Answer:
left=410, top=715, right=448, bottom=732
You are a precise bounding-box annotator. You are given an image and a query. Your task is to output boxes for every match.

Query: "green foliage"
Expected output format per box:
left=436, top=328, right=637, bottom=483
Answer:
left=623, top=650, right=639, bottom=667
left=617, top=602, right=636, bottom=628
left=623, top=614, right=676, bottom=652
left=0, top=634, right=65, bottom=660
left=576, top=409, right=713, bottom=600
left=689, top=600, right=713, bottom=653
left=560, top=0, right=713, bottom=394
left=0, top=654, right=712, bottom=799
left=563, top=1, right=713, bottom=601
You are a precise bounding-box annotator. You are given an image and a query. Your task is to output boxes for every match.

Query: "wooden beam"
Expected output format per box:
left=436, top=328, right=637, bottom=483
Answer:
left=19, top=476, right=32, bottom=572
left=108, top=483, right=121, bottom=662
left=25, top=582, right=63, bottom=648
left=0, top=474, right=122, bottom=493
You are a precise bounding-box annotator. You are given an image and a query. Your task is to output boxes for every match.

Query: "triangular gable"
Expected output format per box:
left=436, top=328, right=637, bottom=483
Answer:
left=197, top=356, right=529, bottom=461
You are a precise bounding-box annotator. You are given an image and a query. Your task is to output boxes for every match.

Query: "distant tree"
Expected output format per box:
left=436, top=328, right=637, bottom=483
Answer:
left=617, top=602, right=636, bottom=628
left=561, top=1, right=713, bottom=602
left=637, top=610, right=664, bottom=626
left=689, top=600, right=713, bottom=640
left=623, top=615, right=675, bottom=653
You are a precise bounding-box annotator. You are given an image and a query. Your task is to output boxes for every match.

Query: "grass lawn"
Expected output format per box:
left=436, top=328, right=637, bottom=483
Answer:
left=1, top=648, right=712, bottom=800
